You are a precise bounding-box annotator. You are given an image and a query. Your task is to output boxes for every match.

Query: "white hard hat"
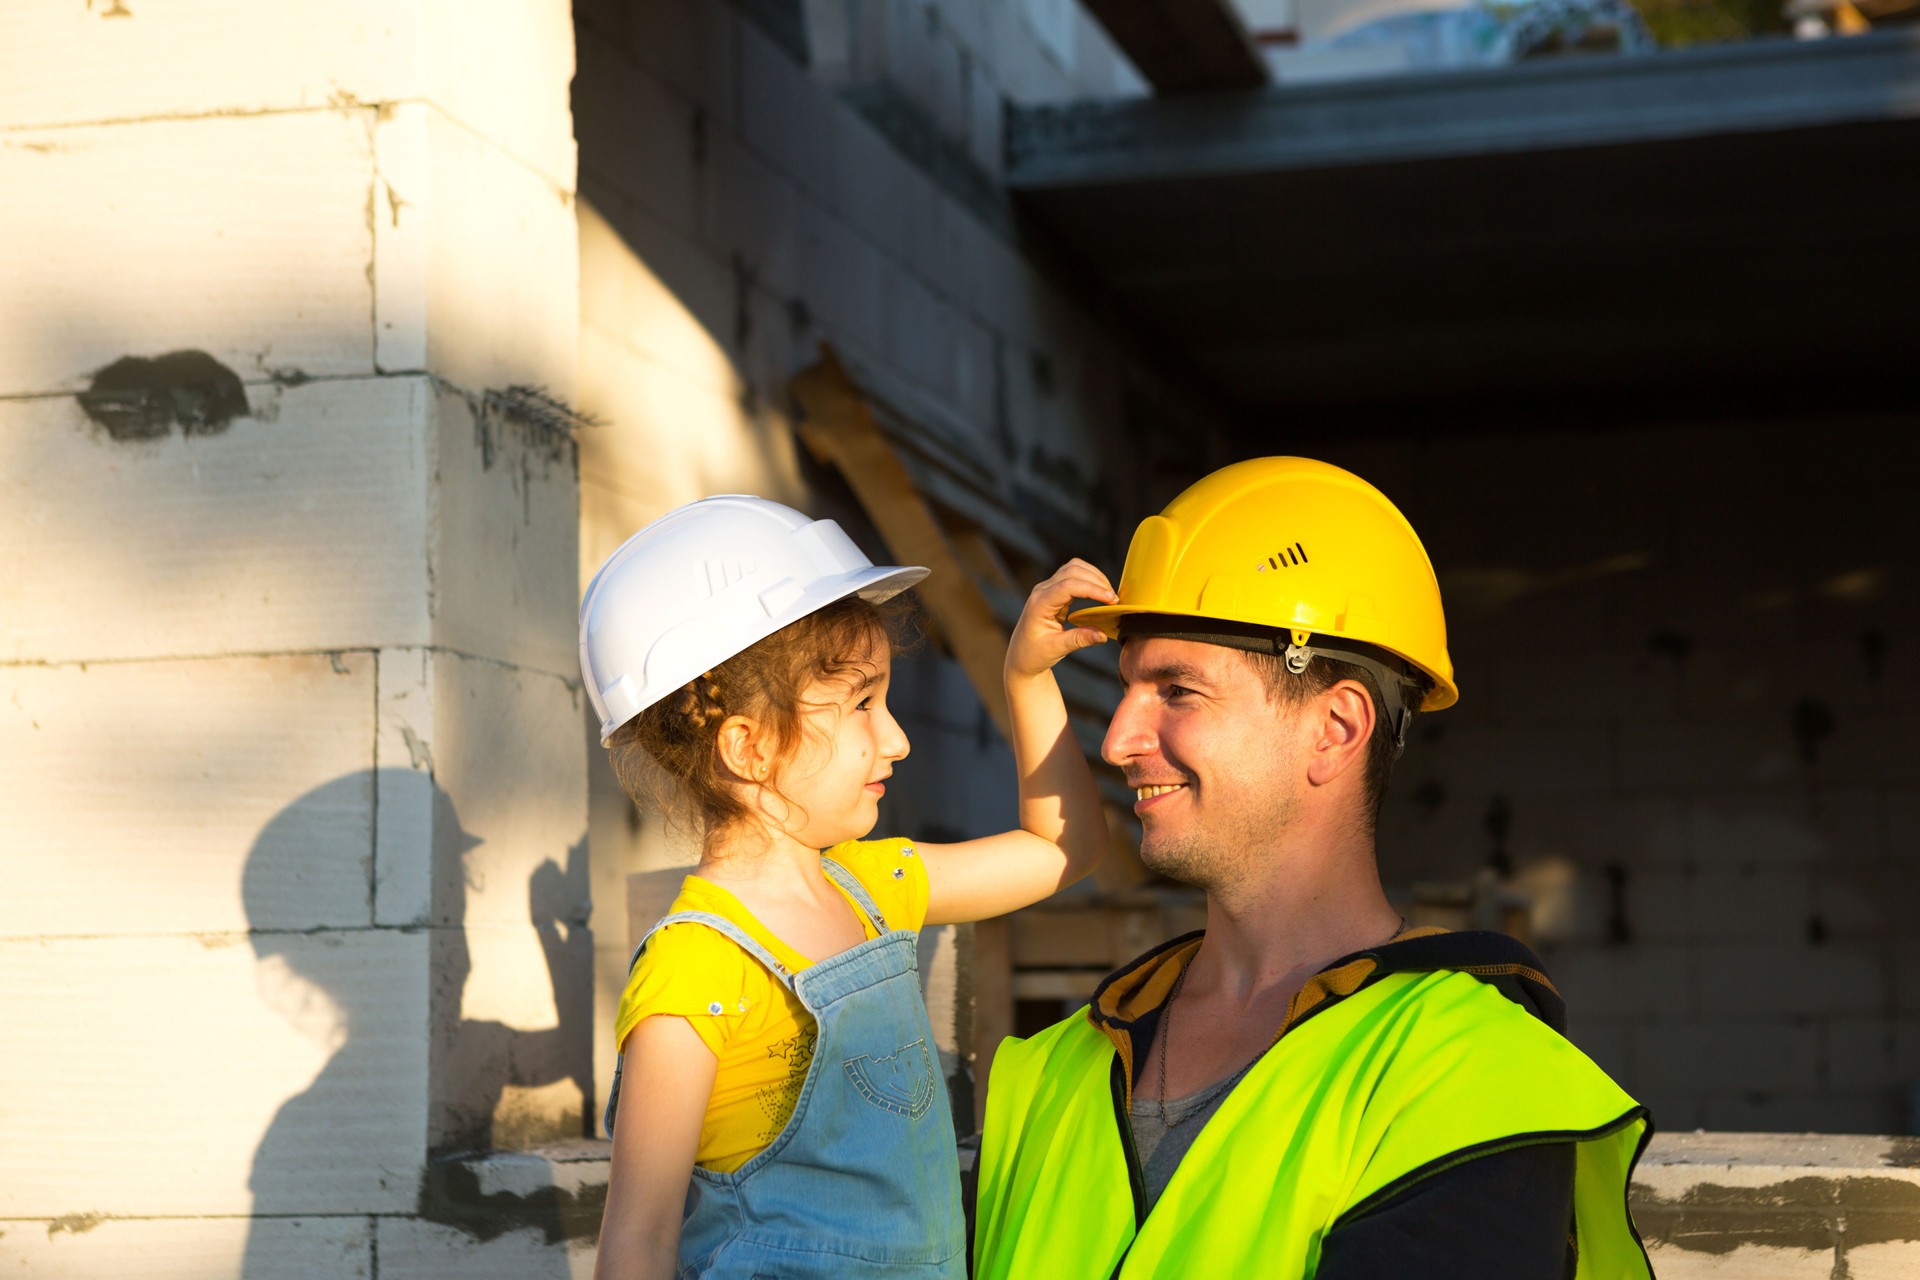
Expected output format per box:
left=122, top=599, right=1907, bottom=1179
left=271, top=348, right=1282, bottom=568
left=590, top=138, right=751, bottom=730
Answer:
left=580, top=495, right=927, bottom=743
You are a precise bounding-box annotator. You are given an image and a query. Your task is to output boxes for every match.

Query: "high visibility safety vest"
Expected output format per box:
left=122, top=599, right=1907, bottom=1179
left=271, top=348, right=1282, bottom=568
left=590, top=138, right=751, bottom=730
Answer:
left=975, top=967, right=1652, bottom=1280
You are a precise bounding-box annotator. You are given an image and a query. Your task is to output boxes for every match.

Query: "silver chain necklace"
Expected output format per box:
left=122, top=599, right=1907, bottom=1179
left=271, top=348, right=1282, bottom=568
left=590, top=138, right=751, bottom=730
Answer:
left=1155, top=916, right=1407, bottom=1128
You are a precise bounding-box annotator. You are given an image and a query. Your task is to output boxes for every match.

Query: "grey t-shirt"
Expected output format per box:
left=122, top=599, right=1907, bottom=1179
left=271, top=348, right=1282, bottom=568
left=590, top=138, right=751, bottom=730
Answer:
left=1127, top=1060, right=1257, bottom=1211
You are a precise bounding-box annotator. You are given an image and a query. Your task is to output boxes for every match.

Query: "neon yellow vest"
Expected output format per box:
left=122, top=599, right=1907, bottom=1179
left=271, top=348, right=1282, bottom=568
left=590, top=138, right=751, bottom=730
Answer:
left=975, top=968, right=1651, bottom=1279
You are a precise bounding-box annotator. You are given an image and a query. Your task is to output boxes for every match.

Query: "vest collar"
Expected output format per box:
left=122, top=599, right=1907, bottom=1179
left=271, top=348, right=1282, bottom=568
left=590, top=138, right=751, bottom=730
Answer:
left=1084, top=926, right=1567, bottom=1102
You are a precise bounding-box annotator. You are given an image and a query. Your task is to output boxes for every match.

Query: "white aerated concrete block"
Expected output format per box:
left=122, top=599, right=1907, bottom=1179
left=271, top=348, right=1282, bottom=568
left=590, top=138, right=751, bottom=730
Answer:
left=409, top=0, right=578, bottom=192
left=1632, top=1021, right=1822, bottom=1094
left=0, top=654, right=374, bottom=938
left=0, top=379, right=432, bottom=664
left=572, top=42, right=708, bottom=240
left=0, top=2, right=575, bottom=190
left=1640, top=1244, right=1834, bottom=1278
left=597, top=0, right=737, bottom=128
left=374, top=104, right=579, bottom=393
left=426, top=384, right=580, bottom=678
left=1696, top=944, right=1886, bottom=1018
left=376, top=1221, right=595, bottom=1280
left=577, top=200, right=741, bottom=403
left=0, top=1215, right=372, bottom=1280
left=0, top=112, right=377, bottom=396
left=0, top=931, right=427, bottom=1218
left=575, top=326, right=805, bottom=520
left=378, top=648, right=439, bottom=927
left=738, top=18, right=835, bottom=200
left=1546, top=943, right=1694, bottom=1021
left=433, top=648, right=586, bottom=951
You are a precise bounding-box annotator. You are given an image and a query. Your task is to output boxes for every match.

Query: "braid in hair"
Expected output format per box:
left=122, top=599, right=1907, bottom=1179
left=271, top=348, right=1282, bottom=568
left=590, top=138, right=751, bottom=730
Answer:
left=672, top=670, right=728, bottom=733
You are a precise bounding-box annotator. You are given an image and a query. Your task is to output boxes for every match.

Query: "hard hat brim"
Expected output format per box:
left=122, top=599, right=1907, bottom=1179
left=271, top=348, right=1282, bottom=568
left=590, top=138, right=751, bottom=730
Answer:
left=595, top=561, right=928, bottom=744
left=1069, top=601, right=1458, bottom=712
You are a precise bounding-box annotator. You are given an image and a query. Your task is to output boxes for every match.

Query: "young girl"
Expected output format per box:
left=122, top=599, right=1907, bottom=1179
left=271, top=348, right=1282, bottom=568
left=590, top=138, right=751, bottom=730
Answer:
left=580, top=495, right=1114, bottom=1280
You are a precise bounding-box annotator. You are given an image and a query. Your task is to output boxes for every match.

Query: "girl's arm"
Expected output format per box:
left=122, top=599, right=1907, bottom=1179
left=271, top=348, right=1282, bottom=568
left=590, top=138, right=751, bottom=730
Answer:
left=921, top=559, right=1115, bottom=925
left=593, top=1016, right=717, bottom=1280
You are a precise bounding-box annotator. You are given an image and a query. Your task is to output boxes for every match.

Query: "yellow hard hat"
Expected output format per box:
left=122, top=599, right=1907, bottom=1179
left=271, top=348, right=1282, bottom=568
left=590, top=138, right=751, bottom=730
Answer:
left=1071, top=456, right=1457, bottom=712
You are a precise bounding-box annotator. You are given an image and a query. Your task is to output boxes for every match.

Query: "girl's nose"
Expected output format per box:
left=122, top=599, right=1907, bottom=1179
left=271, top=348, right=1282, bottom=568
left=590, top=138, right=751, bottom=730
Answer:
left=883, top=709, right=910, bottom=762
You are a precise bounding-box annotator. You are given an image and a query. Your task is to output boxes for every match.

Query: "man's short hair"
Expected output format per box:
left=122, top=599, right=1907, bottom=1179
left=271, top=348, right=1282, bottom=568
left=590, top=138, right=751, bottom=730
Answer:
left=1240, top=649, right=1407, bottom=830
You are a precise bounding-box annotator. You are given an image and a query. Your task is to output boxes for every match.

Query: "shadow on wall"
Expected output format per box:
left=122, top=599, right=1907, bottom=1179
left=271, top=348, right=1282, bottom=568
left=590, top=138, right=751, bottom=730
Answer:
left=238, top=772, right=595, bottom=1274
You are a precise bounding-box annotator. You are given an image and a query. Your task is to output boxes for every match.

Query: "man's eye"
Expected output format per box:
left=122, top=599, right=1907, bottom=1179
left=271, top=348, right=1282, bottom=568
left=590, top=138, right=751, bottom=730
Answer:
left=1166, top=685, right=1194, bottom=700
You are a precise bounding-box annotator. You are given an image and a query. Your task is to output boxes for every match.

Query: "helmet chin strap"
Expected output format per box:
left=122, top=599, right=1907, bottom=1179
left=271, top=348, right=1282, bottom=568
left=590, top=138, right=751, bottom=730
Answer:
left=1282, top=640, right=1417, bottom=759
left=1119, top=615, right=1425, bottom=758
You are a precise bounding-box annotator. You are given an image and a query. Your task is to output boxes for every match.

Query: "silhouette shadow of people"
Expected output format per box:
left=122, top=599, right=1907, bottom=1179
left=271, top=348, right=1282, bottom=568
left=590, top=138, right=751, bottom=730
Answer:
left=241, top=770, right=593, bottom=1274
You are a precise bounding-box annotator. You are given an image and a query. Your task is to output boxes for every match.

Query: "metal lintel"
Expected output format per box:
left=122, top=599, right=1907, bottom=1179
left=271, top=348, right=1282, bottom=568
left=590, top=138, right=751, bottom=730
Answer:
left=1007, top=29, right=1920, bottom=189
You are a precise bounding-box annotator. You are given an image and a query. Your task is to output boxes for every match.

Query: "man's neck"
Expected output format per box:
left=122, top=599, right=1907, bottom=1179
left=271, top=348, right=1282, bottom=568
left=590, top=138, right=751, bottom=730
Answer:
left=1189, top=821, right=1400, bottom=1005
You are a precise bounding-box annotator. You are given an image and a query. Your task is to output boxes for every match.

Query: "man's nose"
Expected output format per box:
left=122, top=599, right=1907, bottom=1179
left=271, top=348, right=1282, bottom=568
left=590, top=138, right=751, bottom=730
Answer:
left=1103, top=693, right=1155, bottom=768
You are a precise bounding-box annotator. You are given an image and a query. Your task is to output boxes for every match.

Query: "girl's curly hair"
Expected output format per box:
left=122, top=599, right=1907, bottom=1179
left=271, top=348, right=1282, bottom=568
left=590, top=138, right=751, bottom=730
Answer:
left=606, top=594, right=912, bottom=848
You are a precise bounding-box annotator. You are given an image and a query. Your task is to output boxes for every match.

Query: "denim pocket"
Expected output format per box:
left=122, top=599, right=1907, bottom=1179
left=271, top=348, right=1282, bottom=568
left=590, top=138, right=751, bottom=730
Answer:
left=841, top=1037, right=936, bottom=1119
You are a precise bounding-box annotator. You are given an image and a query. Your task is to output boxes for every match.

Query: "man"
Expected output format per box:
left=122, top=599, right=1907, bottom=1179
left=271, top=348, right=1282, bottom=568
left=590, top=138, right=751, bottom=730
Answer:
left=973, top=458, right=1652, bottom=1279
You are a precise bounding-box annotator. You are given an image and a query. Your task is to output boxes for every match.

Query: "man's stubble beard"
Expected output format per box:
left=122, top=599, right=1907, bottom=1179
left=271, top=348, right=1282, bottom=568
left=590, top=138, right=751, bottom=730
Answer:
left=1137, top=752, right=1302, bottom=894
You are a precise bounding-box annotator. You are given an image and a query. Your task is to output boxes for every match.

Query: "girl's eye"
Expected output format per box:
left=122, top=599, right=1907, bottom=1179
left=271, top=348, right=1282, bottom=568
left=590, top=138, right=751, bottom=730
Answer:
left=856, top=696, right=873, bottom=711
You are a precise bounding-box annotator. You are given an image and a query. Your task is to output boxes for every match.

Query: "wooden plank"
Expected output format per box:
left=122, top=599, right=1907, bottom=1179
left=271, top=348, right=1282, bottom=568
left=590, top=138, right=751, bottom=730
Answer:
left=1011, top=970, right=1104, bottom=1000
left=1010, top=910, right=1115, bottom=967
left=1083, top=0, right=1269, bottom=95
left=792, top=348, right=1012, bottom=740
left=1010, top=905, right=1171, bottom=968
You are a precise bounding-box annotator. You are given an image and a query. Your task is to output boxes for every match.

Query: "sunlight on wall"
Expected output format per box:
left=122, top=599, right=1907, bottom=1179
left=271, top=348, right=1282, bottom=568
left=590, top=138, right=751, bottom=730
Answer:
left=575, top=196, right=812, bottom=1130
left=575, top=198, right=806, bottom=591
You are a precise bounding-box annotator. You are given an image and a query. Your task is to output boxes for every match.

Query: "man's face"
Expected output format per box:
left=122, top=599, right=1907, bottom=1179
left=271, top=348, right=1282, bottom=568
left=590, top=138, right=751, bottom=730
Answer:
left=1103, top=636, right=1302, bottom=890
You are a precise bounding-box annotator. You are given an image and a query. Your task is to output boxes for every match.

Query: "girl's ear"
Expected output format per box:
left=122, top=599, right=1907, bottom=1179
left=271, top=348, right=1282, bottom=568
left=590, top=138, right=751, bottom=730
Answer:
left=714, top=713, right=773, bottom=783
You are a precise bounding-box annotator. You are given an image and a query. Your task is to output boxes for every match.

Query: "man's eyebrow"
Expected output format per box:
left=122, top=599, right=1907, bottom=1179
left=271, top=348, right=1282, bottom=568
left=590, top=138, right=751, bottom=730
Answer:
left=1130, top=660, right=1214, bottom=688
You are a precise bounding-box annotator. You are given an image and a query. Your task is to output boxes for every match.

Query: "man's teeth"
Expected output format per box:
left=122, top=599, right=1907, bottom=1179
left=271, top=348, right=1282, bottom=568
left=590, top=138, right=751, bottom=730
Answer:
left=1135, top=784, right=1186, bottom=800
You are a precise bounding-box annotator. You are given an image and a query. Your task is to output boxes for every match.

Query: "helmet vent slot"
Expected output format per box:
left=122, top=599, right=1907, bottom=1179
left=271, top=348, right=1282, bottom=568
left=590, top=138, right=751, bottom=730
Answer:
left=1259, top=543, right=1309, bottom=572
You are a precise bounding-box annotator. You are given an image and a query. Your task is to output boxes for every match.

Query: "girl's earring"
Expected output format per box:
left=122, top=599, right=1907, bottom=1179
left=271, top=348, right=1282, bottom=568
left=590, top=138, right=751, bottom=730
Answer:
left=757, top=764, right=768, bottom=778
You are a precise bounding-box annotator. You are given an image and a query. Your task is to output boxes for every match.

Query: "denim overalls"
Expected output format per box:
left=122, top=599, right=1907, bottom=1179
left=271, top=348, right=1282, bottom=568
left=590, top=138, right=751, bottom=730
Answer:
left=605, top=858, right=966, bottom=1279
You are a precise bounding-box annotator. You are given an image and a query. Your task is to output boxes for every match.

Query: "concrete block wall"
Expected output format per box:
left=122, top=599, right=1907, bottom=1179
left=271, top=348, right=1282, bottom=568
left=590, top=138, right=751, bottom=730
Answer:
left=292, top=1130, right=1920, bottom=1277
left=571, top=0, right=1227, bottom=1134
left=1336, top=419, right=1919, bottom=1135
left=1, top=3, right=587, bottom=1275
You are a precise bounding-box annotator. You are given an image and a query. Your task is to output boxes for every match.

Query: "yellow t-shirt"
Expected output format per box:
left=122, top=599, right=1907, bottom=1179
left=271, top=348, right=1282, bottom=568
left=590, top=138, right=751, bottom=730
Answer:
left=613, top=837, right=931, bottom=1172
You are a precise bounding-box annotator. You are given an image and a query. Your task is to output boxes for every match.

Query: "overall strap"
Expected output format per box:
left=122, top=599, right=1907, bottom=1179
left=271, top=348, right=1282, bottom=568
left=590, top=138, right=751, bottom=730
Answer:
left=630, top=909, right=798, bottom=988
left=605, top=910, right=797, bottom=1138
left=821, top=857, right=891, bottom=933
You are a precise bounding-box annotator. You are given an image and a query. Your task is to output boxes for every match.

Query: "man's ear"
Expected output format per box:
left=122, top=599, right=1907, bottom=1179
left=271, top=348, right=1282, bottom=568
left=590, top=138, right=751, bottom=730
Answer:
left=714, top=713, right=772, bottom=782
left=1306, top=680, right=1375, bottom=788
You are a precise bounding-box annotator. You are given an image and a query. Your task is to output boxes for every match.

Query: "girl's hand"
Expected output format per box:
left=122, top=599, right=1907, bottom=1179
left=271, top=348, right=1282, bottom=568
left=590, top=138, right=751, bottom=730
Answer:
left=1006, top=559, right=1118, bottom=681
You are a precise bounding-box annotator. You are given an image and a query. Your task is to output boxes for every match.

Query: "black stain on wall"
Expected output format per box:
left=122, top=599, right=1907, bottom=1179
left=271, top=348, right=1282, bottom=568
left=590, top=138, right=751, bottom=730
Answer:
left=77, top=350, right=249, bottom=440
